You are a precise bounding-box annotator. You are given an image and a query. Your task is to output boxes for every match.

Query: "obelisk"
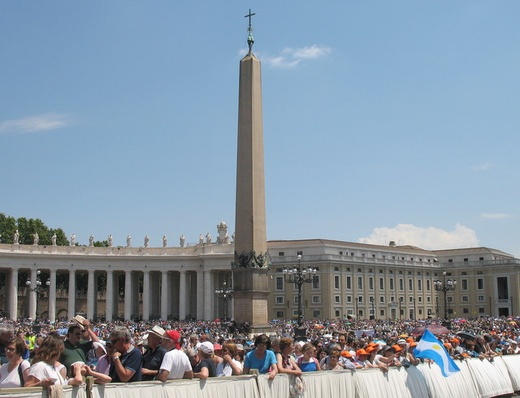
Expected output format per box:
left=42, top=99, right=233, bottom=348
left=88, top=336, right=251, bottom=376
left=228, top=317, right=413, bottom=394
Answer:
left=233, top=10, right=270, bottom=333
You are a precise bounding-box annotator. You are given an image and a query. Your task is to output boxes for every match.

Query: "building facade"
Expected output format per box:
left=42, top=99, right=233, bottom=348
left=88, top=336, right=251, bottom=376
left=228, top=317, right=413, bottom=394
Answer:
left=0, top=235, right=519, bottom=322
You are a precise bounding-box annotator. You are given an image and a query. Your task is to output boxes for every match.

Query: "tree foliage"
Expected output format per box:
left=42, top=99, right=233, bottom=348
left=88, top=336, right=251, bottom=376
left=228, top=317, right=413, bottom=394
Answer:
left=0, top=213, right=69, bottom=246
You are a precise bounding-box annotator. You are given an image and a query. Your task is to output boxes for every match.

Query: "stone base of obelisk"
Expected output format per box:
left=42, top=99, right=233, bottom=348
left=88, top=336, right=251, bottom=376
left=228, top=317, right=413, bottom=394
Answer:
left=232, top=268, right=272, bottom=335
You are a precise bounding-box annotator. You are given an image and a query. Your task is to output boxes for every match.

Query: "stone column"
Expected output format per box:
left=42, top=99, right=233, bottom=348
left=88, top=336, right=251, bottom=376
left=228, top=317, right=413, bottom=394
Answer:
left=124, top=271, right=132, bottom=320
left=196, top=270, right=204, bottom=320
left=87, top=270, right=95, bottom=320
left=28, top=268, right=37, bottom=320
left=179, top=270, right=186, bottom=320
left=68, top=269, right=76, bottom=319
left=106, top=270, right=114, bottom=322
left=48, top=269, right=57, bottom=322
left=160, top=271, right=168, bottom=320
left=142, top=270, right=150, bottom=321
left=8, top=268, right=18, bottom=321
left=203, top=271, right=212, bottom=320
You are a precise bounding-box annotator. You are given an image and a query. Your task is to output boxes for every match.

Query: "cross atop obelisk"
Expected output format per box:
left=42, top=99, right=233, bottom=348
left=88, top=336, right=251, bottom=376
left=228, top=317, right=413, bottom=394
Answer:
left=233, top=10, right=270, bottom=333
left=245, top=9, right=255, bottom=54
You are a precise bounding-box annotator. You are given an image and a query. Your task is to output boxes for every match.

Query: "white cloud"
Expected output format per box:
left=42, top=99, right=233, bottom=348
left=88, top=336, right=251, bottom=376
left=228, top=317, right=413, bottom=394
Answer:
left=264, top=44, right=331, bottom=69
left=473, top=162, right=493, bottom=171
left=0, top=113, right=74, bottom=135
left=480, top=213, right=514, bottom=220
left=288, top=45, right=332, bottom=59
left=358, top=223, right=479, bottom=250
left=265, top=56, right=300, bottom=69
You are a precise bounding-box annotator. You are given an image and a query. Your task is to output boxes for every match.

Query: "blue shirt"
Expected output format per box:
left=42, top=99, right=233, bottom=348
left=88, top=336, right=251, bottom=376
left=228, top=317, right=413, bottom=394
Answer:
left=244, top=349, right=277, bottom=374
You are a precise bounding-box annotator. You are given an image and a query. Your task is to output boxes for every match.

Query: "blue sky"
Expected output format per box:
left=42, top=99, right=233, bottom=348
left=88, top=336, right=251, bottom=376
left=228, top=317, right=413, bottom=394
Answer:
left=1, top=1, right=519, bottom=256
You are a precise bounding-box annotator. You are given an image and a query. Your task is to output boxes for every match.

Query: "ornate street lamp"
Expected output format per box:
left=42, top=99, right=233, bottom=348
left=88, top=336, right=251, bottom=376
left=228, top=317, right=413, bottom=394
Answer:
left=283, top=251, right=317, bottom=340
left=26, top=269, right=50, bottom=318
left=434, top=271, right=457, bottom=325
left=215, top=280, right=234, bottom=321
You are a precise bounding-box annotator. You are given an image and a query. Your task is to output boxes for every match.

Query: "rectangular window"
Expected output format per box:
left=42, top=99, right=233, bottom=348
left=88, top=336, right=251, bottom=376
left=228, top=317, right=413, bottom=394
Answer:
left=313, top=275, right=320, bottom=290
left=462, top=296, right=469, bottom=302
left=379, top=296, right=385, bottom=303
left=358, top=276, right=363, bottom=290
left=335, top=310, right=340, bottom=317
left=275, top=296, right=284, bottom=305
left=389, top=278, right=394, bottom=290
left=313, top=310, right=321, bottom=318
left=461, top=279, right=468, bottom=290
left=478, top=295, right=485, bottom=302
left=399, top=279, right=404, bottom=291
left=477, top=278, right=484, bottom=290
left=312, top=296, right=321, bottom=304
left=379, top=278, right=384, bottom=290
left=346, top=276, right=352, bottom=290
left=418, top=279, right=422, bottom=291
left=334, top=275, right=340, bottom=289
left=408, top=279, right=413, bottom=291
left=347, top=296, right=352, bottom=303
left=334, top=295, right=340, bottom=303
left=426, top=280, right=431, bottom=291
left=369, top=277, right=374, bottom=290
left=276, top=276, right=284, bottom=291
left=276, top=311, right=284, bottom=318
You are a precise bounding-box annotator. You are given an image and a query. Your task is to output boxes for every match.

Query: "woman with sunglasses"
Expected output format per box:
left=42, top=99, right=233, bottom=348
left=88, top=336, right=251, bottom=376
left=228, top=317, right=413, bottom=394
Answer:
left=215, top=342, right=243, bottom=376
left=0, top=337, right=30, bottom=387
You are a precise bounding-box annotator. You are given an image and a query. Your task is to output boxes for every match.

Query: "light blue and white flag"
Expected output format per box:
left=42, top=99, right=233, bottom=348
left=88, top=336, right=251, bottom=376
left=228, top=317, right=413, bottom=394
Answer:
left=413, top=329, right=460, bottom=377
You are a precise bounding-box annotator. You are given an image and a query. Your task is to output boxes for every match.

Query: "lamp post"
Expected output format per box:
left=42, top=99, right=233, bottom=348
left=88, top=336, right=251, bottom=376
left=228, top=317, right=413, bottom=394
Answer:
left=434, top=271, right=457, bottom=326
left=215, top=280, right=234, bottom=321
left=283, top=251, right=317, bottom=340
left=26, top=270, right=50, bottom=319
left=370, top=297, right=375, bottom=320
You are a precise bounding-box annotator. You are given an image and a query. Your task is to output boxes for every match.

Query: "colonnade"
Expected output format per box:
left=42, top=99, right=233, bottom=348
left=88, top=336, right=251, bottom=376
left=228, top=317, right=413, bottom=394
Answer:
left=1, top=266, right=233, bottom=322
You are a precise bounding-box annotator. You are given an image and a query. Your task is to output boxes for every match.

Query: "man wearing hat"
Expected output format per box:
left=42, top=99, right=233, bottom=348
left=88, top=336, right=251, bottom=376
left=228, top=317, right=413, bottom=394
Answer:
left=141, top=325, right=167, bottom=381
left=156, top=330, right=193, bottom=381
left=60, top=317, right=99, bottom=376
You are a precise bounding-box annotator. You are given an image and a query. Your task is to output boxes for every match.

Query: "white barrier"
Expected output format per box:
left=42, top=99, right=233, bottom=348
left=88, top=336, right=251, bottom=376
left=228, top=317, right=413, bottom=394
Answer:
left=1, top=357, right=520, bottom=398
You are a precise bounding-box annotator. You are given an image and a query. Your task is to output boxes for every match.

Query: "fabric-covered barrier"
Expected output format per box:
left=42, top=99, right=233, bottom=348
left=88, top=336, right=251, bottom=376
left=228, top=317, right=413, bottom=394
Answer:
left=1, top=358, right=519, bottom=398
left=500, top=355, right=520, bottom=392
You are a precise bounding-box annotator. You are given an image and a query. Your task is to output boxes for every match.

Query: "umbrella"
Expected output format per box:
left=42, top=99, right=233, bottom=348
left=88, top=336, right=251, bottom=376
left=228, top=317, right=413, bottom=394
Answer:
left=411, top=324, right=450, bottom=336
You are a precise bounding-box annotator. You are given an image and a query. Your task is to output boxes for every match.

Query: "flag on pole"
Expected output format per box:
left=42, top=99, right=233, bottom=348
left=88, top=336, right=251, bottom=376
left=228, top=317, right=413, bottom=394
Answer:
left=413, top=328, right=460, bottom=377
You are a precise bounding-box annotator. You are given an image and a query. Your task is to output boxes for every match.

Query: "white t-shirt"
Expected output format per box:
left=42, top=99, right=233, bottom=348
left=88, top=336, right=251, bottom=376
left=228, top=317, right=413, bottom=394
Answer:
left=0, top=360, right=30, bottom=387
left=28, top=361, right=66, bottom=385
left=159, top=349, right=192, bottom=380
left=216, top=358, right=243, bottom=377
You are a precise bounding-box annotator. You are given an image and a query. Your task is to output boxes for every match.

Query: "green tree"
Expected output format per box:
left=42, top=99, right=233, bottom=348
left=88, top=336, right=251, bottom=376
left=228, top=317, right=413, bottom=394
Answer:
left=0, top=213, right=17, bottom=243
left=0, top=213, right=69, bottom=246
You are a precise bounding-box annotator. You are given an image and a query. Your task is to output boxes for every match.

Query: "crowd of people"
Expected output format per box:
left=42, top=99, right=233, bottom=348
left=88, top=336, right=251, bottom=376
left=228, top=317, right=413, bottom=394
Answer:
left=0, top=315, right=519, bottom=390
